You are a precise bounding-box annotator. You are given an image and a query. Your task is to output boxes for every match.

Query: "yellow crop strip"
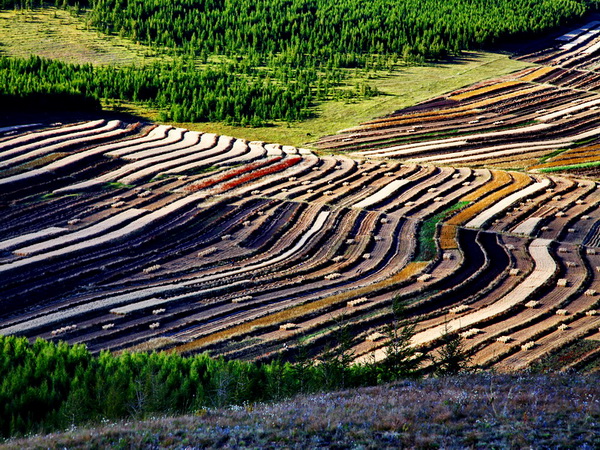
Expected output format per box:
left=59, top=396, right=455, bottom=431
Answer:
left=438, top=171, right=528, bottom=250
left=173, top=262, right=429, bottom=354
left=361, top=110, right=477, bottom=130
left=456, top=172, right=531, bottom=222
left=517, top=66, right=556, bottom=82
left=448, top=80, right=523, bottom=101
left=439, top=224, right=459, bottom=250
left=465, top=85, right=545, bottom=108
left=361, top=85, right=544, bottom=132
left=529, top=145, right=600, bottom=170
left=439, top=171, right=507, bottom=249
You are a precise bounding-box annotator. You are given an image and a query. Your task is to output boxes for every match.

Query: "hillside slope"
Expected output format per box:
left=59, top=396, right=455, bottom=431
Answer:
left=3, top=373, right=599, bottom=449
left=319, top=18, right=600, bottom=177
left=2, top=118, right=600, bottom=373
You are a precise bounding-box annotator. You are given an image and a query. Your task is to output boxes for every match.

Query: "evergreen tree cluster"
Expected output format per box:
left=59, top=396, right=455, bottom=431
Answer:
left=0, top=56, right=333, bottom=124
left=84, top=0, right=595, bottom=63
left=1, top=0, right=597, bottom=123
left=0, top=335, right=376, bottom=438
left=3, top=0, right=595, bottom=64
left=0, top=327, right=469, bottom=439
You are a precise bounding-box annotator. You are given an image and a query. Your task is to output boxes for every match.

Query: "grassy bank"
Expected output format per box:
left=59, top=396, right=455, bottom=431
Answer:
left=0, top=8, right=161, bottom=65
left=3, top=372, right=598, bottom=448
left=167, top=53, right=532, bottom=148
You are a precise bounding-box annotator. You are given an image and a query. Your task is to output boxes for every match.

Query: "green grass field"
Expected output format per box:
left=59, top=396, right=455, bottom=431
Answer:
left=173, top=52, right=530, bottom=148
left=0, top=8, right=531, bottom=147
left=0, top=8, right=161, bottom=65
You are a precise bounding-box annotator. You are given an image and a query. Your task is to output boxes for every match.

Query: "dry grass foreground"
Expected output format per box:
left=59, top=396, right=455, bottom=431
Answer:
left=3, top=373, right=599, bottom=449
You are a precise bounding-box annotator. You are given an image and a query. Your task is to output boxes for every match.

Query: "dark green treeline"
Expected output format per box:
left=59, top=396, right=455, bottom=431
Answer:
left=1, top=0, right=598, bottom=123
left=0, top=56, right=361, bottom=124
left=68, top=0, right=599, bottom=62
left=4, top=0, right=595, bottom=63
left=0, top=334, right=423, bottom=439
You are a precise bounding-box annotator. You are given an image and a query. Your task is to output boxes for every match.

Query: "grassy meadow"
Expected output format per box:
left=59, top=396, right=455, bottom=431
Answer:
left=0, top=8, right=531, bottom=147
left=0, top=8, right=161, bottom=65
left=174, top=53, right=531, bottom=148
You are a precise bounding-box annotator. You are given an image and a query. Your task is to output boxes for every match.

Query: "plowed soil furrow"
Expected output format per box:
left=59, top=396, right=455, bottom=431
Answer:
left=3, top=49, right=600, bottom=374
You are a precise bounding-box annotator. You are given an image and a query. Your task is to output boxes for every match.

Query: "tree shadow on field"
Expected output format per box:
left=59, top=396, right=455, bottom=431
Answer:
left=0, top=105, right=152, bottom=129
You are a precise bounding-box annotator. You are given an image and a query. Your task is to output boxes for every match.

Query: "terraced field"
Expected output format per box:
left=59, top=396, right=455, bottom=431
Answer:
left=1, top=86, right=600, bottom=372
left=317, top=21, right=600, bottom=178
